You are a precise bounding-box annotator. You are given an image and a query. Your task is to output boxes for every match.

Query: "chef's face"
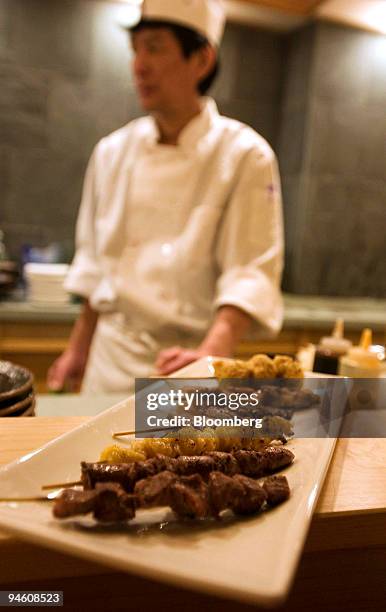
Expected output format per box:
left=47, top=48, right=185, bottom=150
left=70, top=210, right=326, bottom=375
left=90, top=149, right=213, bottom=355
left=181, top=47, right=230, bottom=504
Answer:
left=131, top=27, right=205, bottom=113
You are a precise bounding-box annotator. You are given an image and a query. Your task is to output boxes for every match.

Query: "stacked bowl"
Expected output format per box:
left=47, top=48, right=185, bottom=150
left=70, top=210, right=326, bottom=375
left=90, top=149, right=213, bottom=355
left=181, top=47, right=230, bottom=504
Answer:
left=0, top=361, right=35, bottom=417
left=24, top=263, right=70, bottom=306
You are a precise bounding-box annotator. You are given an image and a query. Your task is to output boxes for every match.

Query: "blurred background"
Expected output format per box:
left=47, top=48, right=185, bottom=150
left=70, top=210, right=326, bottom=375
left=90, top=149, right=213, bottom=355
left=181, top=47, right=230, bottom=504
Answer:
left=0, top=0, right=385, bottom=394
left=1, top=0, right=385, bottom=296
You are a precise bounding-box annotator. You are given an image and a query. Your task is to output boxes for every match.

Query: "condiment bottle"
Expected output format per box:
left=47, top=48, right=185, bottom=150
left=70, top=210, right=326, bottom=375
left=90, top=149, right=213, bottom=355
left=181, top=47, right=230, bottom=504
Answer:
left=339, top=328, right=382, bottom=378
left=313, top=319, right=352, bottom=375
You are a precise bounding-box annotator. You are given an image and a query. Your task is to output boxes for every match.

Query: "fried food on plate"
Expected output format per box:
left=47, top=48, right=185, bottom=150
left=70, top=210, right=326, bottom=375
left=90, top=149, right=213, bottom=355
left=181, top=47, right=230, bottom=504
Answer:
left=214, top=353, right=304, bottom=381
left=273, top=355, right=304, bottom=379
left=247, top=354, right=276, bottom=378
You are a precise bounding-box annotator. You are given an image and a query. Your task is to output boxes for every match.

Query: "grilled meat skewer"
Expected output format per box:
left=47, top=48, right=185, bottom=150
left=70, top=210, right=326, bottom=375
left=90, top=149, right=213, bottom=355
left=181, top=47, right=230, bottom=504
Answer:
left=81, top=447, right=294, bottom=493
left=53, top=471, right=290, bottom=523
left=53, top=483, right=136, bottom=522
left=263, top=475, right=291, bottom=507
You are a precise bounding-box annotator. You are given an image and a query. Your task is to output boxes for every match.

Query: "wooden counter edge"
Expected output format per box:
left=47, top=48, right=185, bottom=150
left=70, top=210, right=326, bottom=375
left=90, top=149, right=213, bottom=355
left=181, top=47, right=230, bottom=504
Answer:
left=0, top=509, right=385, bottom=588
left=1, top=417, right=386, bottom=577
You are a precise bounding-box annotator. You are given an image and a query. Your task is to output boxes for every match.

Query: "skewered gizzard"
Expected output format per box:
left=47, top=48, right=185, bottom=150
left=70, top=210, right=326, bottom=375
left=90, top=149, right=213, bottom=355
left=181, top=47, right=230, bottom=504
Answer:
left=53, top=472, right=290, bottom=523
left=82, top=447, right=294, bottom=493
left=53, top=447, right=294, bottom=523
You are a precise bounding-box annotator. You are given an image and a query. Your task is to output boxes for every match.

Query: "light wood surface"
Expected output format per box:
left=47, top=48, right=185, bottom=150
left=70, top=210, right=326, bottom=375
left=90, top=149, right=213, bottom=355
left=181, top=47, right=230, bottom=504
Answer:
left=0, top=418, right=86, bottom=467
left=315, top=437, right=386, bottom=514
left=0, top=418, right=385, bottom=609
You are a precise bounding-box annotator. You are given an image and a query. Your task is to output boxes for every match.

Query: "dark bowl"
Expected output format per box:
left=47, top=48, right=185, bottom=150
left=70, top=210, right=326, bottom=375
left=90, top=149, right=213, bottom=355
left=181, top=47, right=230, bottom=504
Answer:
left=0, top=384, right=34, bottom=409
left=21, top=399, right=36, bottom=417
left=0, top=362, right=34, bottom=403
left=0, top=393, right=35, bottom=417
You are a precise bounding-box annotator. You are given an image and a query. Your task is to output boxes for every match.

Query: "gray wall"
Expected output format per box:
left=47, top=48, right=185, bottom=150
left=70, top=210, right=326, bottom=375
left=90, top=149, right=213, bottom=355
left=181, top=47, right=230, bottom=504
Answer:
left=0, top=0, right=283, bottom=262
left=1, top=1, right=385, bottom=297
left=279, top=23, right=386, bottom=297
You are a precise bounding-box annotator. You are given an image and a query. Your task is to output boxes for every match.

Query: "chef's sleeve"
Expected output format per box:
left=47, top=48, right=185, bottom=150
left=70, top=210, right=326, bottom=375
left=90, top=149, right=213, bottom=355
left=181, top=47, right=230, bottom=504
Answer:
left=64, top=148, right=103, bottom=299
left=214, top=147, right=284, bottom=335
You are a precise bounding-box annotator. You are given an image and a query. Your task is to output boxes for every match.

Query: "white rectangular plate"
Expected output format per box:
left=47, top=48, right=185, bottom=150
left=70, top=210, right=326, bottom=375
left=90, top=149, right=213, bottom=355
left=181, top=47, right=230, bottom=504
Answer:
left=0, top=358, right=336, bottom=606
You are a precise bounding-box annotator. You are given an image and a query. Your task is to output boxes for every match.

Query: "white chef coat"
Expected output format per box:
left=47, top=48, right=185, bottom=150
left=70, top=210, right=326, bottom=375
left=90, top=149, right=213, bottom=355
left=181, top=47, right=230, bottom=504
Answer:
left=65, top=98, right=284, bottom=392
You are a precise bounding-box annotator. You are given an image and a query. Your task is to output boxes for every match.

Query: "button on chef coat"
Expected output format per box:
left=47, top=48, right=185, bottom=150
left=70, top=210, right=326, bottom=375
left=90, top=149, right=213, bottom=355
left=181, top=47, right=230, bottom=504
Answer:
left=65, top=98, right=284, bottom=392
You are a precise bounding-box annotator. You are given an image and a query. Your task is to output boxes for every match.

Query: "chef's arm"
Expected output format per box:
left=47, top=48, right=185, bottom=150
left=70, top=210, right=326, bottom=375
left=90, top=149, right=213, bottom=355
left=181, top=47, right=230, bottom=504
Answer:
left=47, top=300, right=99, bottom=391
left=156, top=305, right=252, bottom=375
left=198, top=305, right=252, bottom=356
left=66, top=300, right=99, bottom=360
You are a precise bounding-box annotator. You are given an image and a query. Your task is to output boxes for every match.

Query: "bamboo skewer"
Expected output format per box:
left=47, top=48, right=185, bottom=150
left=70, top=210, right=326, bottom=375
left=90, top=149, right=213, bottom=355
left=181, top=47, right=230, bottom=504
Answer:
left=0, top=496, right=52, bottom=502
left=42, top=480, right=82, bottom=491
left=0, top=491, right=63, bottom=503
left=112, top=426, right=174, bottom=439
left=41, top=427, right=178, bottom=491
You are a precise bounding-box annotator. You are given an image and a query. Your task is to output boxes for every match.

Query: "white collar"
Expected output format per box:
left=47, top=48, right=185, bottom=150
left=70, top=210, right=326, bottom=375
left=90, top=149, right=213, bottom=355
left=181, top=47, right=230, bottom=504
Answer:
left=144, top=97, right=219, bottom=153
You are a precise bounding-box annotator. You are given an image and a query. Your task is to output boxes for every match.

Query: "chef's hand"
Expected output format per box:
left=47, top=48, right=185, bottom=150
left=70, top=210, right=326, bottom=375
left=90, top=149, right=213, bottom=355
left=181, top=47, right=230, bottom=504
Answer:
left=156, top=347, right=208, bottom=376
left=47, top=350, right=87, bottom=393
left=156, top=306, right=252, bottom=376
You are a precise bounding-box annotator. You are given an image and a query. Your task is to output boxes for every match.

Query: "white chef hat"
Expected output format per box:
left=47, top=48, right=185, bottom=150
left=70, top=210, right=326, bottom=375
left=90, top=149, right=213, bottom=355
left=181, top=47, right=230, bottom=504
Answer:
left=129, top=0, right=226, bottom=47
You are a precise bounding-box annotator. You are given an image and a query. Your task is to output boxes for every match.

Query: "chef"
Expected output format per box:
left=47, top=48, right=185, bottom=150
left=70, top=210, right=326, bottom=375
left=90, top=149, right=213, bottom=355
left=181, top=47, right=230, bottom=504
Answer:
left=47, top=0, right=284, bottom=393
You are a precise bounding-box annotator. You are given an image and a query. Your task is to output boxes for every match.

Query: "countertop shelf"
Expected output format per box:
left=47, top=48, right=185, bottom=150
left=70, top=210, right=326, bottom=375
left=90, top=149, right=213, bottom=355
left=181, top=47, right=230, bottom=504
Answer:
left=0, top=294, right=385, bottom=330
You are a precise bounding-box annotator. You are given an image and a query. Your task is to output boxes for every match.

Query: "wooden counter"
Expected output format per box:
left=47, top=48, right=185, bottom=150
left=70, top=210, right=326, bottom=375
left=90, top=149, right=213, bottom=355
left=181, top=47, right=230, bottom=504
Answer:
left=0, top=418, right=385, bottom=611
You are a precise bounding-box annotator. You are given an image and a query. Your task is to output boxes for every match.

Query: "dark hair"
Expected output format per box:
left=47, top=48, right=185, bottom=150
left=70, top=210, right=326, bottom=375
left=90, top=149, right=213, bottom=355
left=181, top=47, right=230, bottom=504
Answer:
left=130, top=20, right=219, bottom=94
